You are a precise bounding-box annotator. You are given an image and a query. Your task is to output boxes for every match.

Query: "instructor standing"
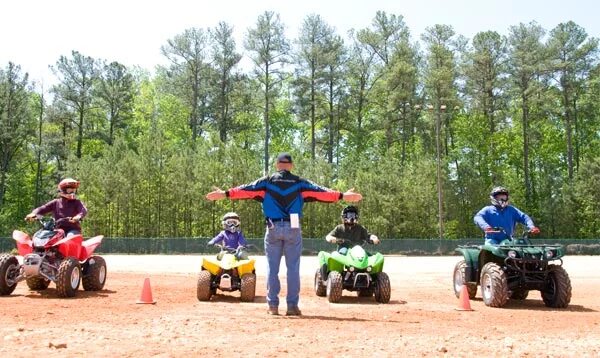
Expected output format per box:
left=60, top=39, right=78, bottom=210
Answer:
left=206, top=153, right=362, bottom=316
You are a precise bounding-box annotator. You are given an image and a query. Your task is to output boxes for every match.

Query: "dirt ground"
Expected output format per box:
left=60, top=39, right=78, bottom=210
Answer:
left=1, top=255, right=599, bottom=357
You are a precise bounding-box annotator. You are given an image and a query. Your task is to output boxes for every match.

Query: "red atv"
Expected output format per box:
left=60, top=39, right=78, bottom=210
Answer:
left=0, top=216, right=106, bottom=297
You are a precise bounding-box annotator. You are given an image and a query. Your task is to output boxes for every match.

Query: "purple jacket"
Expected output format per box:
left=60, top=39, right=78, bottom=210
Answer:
left=208, top=230, right=247, bottom=249
left=32, top=198, right=88, bottom=232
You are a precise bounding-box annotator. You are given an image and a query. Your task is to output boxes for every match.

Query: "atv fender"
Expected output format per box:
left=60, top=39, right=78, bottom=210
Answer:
left=236, top=259, right=256, bottom=277
left=12, top=230, right=32, bottom=256
left=456, top=247, right=480, bottom=282
left=368, top=253, right=385, bottom=273
left=55, top=234, right=83, bottom=259
left=79, top=236, right=104, bottom=261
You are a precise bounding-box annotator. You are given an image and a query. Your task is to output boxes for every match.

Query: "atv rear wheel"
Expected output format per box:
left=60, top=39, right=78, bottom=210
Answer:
left=240, top=273, right=256, bottom=302
left=541, top=265, right=572, bottom=308
left=480, top=262, right=508, bottom=307
left=196, top=270, right=213, bottom=301
left=510, top=289, right=529, bottom=300
left=326, top=271, right=343, bottom=303
left=26, top=276, right=50, bottom=291
left=314, top=268, right=326, bottom=297
left=374, top=272, right=391, bottom=303
left=0, top=254, right=19, bottom=296
left=56, top=258, right=81, bottom=298
left=453, top=260, right=477, bottom=299
left=82, top=256, right=107, bottom=291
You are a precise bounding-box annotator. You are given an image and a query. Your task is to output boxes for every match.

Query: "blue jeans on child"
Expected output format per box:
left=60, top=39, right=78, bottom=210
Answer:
left=264, top=221, right=302, bottom=309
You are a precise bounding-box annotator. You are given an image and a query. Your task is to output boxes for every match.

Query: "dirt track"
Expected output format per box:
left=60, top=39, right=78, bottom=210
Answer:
left=1, top=255, right=599, bottom=357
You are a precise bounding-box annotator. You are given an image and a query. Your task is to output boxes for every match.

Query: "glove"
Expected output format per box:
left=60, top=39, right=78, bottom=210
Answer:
left=530, top=227, right=540, bottom=235
left=326, top=236, right=337, bottom=244
left=370, top=235, right=380, bottom=244
left=207, top=242, right=215, bottom=246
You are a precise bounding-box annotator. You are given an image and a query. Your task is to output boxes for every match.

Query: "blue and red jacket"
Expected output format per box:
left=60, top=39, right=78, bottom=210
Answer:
left=226, top=170, right=342, bottom=220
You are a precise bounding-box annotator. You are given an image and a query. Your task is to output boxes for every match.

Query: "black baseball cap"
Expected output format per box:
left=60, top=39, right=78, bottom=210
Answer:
left=276, top=152, right=293, bottom=163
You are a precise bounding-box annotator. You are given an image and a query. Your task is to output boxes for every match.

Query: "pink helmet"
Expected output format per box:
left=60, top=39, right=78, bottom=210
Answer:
left=58, top=178, right=80, bottom=199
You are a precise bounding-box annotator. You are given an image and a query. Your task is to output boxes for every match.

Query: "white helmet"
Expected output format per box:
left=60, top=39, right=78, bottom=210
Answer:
left=222, top=212, right=240, bottom=233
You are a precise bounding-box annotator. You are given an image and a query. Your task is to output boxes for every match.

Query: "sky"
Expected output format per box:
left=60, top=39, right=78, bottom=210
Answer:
left=1, top=0, right=599, bottom=86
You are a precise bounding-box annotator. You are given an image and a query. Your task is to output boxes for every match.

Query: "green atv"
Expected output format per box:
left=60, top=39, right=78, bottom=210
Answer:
left=453, top=229, right=572, bottom=308
left=314, top=238, right=391, bottom=303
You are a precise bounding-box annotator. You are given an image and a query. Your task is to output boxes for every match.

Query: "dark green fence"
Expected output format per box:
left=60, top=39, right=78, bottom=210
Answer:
left=2, top=237, right=600, bottom=255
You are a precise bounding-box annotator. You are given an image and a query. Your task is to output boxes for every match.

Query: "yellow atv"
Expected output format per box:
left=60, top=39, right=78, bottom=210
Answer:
left=197, top=244, right=256, bottom=302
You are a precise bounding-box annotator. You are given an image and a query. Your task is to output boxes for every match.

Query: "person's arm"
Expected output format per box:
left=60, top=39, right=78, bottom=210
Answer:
left=206, top=177, right=268, bottom=201
left=473, top=207, right=492, bottom=231
left=208, top=232, right=225, bottom=246
left=363, top=226, right=379, bottom=244
left=300, top=180, right=362, bottom=203
left=237, top=232, right=248, bottom=248
left=72, top=200, right=88, bottom=222
left=512, top=207, right=536, bottom=231
left=326, top=225, right=342, bottom=243
left=27, top=200, right=56, bottom=219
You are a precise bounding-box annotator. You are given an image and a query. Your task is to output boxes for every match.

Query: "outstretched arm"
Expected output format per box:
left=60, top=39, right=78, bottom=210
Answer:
left=206, top=186, right=227, bottom=201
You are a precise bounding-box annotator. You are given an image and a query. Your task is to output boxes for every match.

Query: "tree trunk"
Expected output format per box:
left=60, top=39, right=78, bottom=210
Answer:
left=264, top=64, right=270, bottom=175
left=522, top=92, right=531, bottom=206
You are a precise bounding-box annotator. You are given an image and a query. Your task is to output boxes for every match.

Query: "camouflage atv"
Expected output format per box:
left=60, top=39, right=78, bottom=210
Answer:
left=453, top=229, right=572, bottom=308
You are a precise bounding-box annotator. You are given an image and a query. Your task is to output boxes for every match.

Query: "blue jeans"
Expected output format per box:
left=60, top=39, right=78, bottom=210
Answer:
left=264, top=221, right=302, bottom=308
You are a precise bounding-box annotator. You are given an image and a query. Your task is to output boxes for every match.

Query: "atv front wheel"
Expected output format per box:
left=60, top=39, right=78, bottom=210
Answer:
left=480, top=262, right=508, bottom=307
left=0, top=254, right=19, bottom=295
left=374, top=272, right=391, bottom=303
left=82, top=256, right=107, bottom=291
left=453, top=260, right=477, bottom=299
left=240, top=273, right=256, bottom=302
left=542, top=265, right=572, bottom=308
left=196, top=270, right=213, bottom=301
left=26, top=276, right=50, bottom=291
left=314, top=268, right=326, bottom=297
left=326, top=271, right=343, bottom=303
left=56, top=258, right=81, bottom=298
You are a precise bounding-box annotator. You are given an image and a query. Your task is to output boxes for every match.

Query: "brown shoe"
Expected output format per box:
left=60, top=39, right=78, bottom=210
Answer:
left=267, top=306, right=279, bottom=315
left=285, top=307, right=302, bottom=316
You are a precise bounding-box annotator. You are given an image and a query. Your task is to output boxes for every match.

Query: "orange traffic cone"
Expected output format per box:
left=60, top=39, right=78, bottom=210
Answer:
left=136, top=278, right=157, bottom=304
left=455, top=285, right=473, bottom=311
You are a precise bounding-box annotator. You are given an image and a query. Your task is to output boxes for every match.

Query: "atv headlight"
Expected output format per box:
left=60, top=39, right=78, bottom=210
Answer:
left=366, top=266, right=372, bottom=272
left=507, top=250, right=517, bottom=258
left=546, top=250, right=554, bottom=259
left=349, top=266, right=355, bottom=272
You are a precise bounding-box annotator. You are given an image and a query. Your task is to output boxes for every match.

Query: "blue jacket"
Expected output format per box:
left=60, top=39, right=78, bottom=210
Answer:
left=226, top=170, right=341, bottom=220
left=473, top=205, right=534, bottom=243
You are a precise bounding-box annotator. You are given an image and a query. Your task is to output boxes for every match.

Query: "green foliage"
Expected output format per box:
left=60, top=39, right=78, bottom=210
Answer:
left=1, top=16, right=600, bottom=240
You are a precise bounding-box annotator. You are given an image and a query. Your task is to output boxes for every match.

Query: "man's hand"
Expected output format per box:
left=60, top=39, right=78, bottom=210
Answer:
left=484, top=227, right=496, bottom=233
left=25, top=213, right=37, bottom=222
left=206, top=186, right=226, bottom=201
left=530, top=227, right=540, bottom=235
left=370, top=235, right=380, bottom=244
left=342, top=188, right=362, bottom=202
left=326, top=235, right=337, bottom=243
left=71, top=215, right=82, bottom=222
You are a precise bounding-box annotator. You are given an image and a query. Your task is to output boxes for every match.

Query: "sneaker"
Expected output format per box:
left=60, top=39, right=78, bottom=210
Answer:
left=285, top=307, right=302, bottom=316
left=267, top=306, right=279, bottom=315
